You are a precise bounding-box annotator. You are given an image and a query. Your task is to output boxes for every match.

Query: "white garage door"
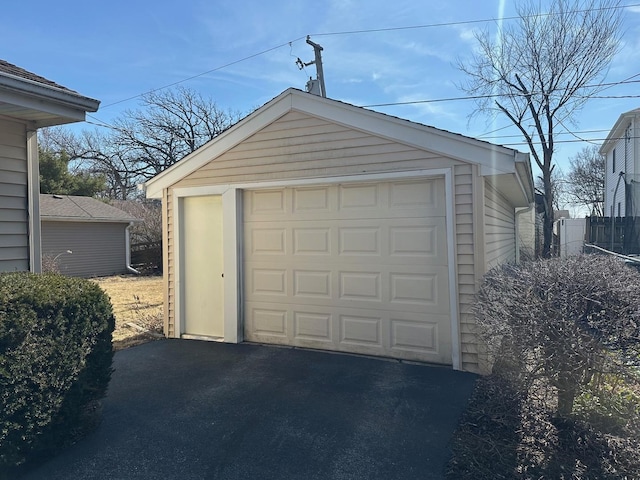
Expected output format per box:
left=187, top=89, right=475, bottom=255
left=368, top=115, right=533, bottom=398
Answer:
left=243, top=178, right=452, bottom=364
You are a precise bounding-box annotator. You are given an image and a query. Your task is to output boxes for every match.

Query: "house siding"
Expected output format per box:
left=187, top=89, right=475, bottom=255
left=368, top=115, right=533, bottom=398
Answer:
left=484, top=180, right=516, bottom=268
left=173, top=111, right=459, bottom=187
left=604, top=117, right=638, bottom=217
left=41, top=221, right=128, bottom=277
left=165, top=189, right=176, bottom=338
left=0, top=118, right=29, bottom=272
left=454, top=164, right=481, bottom=372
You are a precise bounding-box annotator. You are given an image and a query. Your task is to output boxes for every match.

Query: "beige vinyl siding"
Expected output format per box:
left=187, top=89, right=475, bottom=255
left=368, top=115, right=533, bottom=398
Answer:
left=484, top=180, right=516, bottom=268
left=165, top=189, right=176, bottom=338
left=454, top=164, right=481, bottom=373
left=0, top=118, right=29, bottom=272
left=174, top=111, right=462, bottom=188
left=164, top=111, right=466, bottom=340
left=41, top=221, right=128, bottom=277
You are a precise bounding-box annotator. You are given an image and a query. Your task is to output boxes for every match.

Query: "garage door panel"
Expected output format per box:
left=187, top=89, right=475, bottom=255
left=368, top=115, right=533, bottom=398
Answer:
left=293, top=186, right=332, bottom=213
left=389, top=178, right=445, bottom=211
left=245, top=217, right=448, bottom=266
left=245, top=302, right=452, bottom=364
left=293, top=269, right=332, bottom=298
left=294, top=310, right=333, bottom=342
left=250, top=268, right=287, bottom=296
left=245, top=264, right=450, bottom=314
left=389, top=311, right=452, bottom=358
left=250, top=227, right=287, bottom=255
left=340, top=313, right=382, bottom=347
left=339, top=226, right=380, bottom=255
left=293, top=227, right=331, bottom=255
left=244, top=178, right=453, bottom=365
left=244, top=180, right=446, bottom=222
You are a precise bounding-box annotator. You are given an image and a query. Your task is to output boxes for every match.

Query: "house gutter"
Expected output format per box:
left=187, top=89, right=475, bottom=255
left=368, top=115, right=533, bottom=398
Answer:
left=0, top=73, right=100, bottom=112
left=125, top=222, right=140, bottom=274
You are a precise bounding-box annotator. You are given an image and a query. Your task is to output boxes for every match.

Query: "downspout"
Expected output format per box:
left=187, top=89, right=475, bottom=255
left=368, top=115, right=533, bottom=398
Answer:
left=515, top=204, right=535, bottom=263
left=125, top=222, right=140, bottom=274
left=611, top=172, right=625, bottom=251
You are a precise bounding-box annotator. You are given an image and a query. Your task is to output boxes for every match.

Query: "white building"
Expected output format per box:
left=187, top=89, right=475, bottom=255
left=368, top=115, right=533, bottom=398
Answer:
left=600, top=108, right=640, bottom=218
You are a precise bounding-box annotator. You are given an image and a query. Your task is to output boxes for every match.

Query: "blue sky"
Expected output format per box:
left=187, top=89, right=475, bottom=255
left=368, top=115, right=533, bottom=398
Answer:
left=3, top=0, right=640, bottom=187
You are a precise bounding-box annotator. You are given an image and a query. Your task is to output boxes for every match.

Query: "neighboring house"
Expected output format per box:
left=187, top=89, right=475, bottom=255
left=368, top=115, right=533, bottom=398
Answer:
left=40, top=194, right=139, bottom=277
left=0, top=59, right=99, bottom=272
left=145, top=88, right=534, bottom=373
left=600, top=108, right=640, bottom=218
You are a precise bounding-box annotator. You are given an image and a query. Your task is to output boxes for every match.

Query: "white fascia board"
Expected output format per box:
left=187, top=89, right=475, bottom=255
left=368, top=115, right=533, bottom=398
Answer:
left=0, top=90, right=90, bottom=126
left=145, top=91, right=294, bottom=198
left=599, top=109, right=640, bottom=155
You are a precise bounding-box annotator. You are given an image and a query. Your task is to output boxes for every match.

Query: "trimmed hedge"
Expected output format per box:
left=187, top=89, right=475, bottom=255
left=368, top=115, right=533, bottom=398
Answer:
left=0, top=273, right=115, bottom=473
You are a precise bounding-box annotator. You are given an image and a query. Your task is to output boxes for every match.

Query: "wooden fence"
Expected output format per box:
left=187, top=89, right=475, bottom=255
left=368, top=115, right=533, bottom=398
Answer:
left=585, top=216, right=640, bottom=254
left=131, top=241, right=162, bottom=272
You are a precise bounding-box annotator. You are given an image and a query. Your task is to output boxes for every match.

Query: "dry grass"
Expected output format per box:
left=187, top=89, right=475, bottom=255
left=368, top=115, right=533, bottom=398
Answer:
left=92, top=275, right=164, bottom=350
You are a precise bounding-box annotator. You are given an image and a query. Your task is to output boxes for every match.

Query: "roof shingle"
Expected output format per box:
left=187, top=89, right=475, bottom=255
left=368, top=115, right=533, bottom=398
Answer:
left=40, top=195, right=139, bottom=223
left=0, top=59, right=78, bottom=93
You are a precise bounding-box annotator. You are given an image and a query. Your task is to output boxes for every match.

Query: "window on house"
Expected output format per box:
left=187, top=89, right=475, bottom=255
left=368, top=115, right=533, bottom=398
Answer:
left=618, top=202, right=621, bottom=217
left=613, top=148, right=616, bottom=173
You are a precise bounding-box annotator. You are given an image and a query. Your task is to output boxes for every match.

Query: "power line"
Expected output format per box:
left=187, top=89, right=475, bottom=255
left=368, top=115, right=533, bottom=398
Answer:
left=310, top=2, right=639, bottom=38
left=360, top=79, right=640, bottom=108
left=96, top=3, right=640, bottom=111
left=100, top=36, right=307, bottom=109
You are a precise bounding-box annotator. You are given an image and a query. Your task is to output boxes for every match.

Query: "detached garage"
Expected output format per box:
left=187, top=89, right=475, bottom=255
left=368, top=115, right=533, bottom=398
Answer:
left=40, top=194, right=139, bottom=277
left=145, top=89, right=534, bottom=373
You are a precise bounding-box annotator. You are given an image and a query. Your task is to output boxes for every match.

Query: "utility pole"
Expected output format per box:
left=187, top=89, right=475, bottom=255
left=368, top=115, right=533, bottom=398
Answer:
left=296, top=36, right=326, bottom=97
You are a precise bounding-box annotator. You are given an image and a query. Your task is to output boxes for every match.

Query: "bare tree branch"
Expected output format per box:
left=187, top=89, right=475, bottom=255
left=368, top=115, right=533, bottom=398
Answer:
left=456, top=0, right=623, bottom=256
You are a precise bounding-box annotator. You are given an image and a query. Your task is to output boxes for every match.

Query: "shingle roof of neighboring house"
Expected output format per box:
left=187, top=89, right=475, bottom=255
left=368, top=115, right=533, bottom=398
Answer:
left=0, top=59, right=78, bottom=93
left=40, top=194, right=139, bottom=223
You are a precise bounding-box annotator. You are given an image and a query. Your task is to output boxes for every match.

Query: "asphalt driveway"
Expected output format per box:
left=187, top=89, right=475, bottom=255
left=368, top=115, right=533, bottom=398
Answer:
left=23, top=340, right=477, bottom=480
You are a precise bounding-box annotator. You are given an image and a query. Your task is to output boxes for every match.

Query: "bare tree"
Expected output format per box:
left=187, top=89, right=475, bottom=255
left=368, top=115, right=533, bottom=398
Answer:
left=457, top=0, right=623, bottom=257
left=111, top=86, right=241, bottom=179
left=49, top=87, right=242, bottom=199
left=565, top=145, right=605, bottom=216
left=535, top=167, right=567, bottom=213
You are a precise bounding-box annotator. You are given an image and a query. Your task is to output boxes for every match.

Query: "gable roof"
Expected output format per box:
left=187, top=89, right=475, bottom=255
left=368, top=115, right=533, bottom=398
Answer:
left=40, top=194, right=139, bottom=223
left=0, top=59, right=100, bottom=127
left=145, top=88, right=534, bottom=205
left=599, top=107, right=640, bottom=155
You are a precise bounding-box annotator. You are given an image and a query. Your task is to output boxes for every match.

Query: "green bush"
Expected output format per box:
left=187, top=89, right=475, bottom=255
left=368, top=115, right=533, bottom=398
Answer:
left=0, top=273, right=115, bottom=473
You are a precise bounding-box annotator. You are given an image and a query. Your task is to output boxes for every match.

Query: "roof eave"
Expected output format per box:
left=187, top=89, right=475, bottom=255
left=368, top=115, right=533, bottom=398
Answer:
left=41, top=216, right=140, bottom=224
left=482, top=151, right=534, bottom=207
left=599, top=109, right=640, bottom=155
left=0, top=73, right=100, bottom=127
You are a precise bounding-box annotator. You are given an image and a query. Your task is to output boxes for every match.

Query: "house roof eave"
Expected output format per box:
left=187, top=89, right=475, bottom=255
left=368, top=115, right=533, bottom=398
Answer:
left=599, top=108, right=640, bottom=155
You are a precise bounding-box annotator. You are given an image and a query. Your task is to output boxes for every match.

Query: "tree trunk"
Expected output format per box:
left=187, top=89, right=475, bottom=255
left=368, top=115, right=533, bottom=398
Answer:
left=556, top=373, right=577, bottom=418
left=542, top=159, right=555, bottom=258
